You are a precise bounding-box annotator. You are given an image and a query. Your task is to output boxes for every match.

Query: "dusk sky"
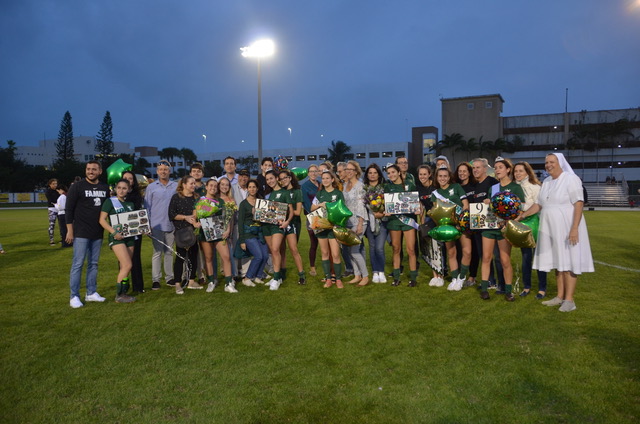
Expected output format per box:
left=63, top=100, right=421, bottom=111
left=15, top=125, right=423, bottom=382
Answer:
left=1, top=0, right=639, bottom=155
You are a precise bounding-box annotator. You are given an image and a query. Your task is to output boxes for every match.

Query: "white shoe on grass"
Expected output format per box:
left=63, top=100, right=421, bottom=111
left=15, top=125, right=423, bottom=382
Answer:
left=242, top=278, right=256, bottom=287
left=224, top=283, right=238, bottom=293
left=378, top=273, right=387, bottom=283
left=372, top=273, right=380, bottom=283
left=85, top=292, right=106, bottom=302
left=559, top=300, right=576, bottom=312
left=269, top=279, right=282, bottom=291
left=542, top=296, right=563, bottom=307
left=70, top=296, right=83, bottom=308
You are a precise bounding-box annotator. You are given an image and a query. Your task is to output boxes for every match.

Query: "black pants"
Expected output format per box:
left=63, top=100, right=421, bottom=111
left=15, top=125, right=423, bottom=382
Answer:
left=174, top=244, right=198, bottom=282
left=131, top=236, right=144, bottom=291
left=58, top=215, right=71, bottom=247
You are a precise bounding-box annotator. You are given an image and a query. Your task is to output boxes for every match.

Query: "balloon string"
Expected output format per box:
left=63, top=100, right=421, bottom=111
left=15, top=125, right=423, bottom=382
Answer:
left=144, top=233, right=192, bottom=281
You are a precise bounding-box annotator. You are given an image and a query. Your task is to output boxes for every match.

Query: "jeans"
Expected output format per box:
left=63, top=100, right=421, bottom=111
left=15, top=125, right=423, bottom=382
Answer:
left=521, top=247, right=548, bottom=292
left=69, top=238, right=103, bottom=298
left=244, top=237, right=270, bottom=279
left=365, top=220, right=387, bottom=273
left=151, top=228, right=175, bottom=283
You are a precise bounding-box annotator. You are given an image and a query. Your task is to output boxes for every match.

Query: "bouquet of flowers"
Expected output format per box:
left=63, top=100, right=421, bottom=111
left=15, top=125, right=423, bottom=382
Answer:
left=221, top=201, right=239, bottom=243
left=196, top=197, right=220, bottom=219
left=364, top=185, right=385, bottom=213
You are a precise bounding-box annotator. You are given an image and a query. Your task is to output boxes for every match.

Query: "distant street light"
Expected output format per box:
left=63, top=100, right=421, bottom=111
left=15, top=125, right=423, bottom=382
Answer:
left=241, top=39, right=275, bottom=164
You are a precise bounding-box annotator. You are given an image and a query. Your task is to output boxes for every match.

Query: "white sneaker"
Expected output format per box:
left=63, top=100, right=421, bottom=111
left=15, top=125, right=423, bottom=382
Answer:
left=378, top=273, right=387, bottom=283
left=70, top=296, right=84, bottom=308
left=269, top=279, right=282, bottom=291
left=447, top=280, right=456, bottom=291
left=372, top=272, right=380, bottom=283
left=85, top=292, right=106, bottom=302
left=206, top=282, right=215, bottom=293
left=242, top=278, right=256, bottom=287
left=224, top=283, right=238, bottom=293
left=434, top=277, right=444, bottom=287
left=429, top=277, right=438, bottom=286
left=253, top=278, right=265, bottom=285
left=452, top=278, right=463, bottom=291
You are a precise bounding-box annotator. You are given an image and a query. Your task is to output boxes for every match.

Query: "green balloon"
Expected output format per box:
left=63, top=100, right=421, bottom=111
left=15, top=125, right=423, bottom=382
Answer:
left=521, top=214, right=540, bottom=242
left=107, top=159, right=133, bottom=186
left=326, top=199, right=353, bottom=227
left=428, top=225, right=461, bottom=242
left=290, top=167, right=308, bottom=181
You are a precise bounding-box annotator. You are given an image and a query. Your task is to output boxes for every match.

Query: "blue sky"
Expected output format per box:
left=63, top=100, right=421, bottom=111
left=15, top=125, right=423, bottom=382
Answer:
left=1, top=0, right=639, bottom=155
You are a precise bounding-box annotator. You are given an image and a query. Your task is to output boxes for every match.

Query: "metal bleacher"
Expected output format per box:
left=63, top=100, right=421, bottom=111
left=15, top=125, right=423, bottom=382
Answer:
left=583, top=182, right=629, bottom=207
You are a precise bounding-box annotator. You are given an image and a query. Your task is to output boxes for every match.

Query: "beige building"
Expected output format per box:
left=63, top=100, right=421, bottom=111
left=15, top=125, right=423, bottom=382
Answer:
left=441, top=94, right=505, bottom=141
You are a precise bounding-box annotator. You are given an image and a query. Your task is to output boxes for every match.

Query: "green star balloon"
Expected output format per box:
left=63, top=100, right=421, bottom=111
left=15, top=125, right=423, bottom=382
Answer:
left=326, top=198, right=352, bottom=227
left=107, top=159, right=133, bottom=186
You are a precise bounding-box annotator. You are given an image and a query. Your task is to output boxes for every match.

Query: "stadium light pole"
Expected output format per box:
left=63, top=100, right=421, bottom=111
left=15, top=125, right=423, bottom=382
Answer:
left=241, top=39, right=275, bottom=165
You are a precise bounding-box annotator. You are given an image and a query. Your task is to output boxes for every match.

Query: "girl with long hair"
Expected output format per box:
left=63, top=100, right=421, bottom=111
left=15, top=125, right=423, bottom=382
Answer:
left=278, top=169, right=306, bottom=285
left=342, top=160, right=369, bottom=286
left=199, top=178, right=236, bottom=293
left=311, top=170, right=345, bottom=288
left=364, top=163, right=388, bottom=283
left=384, top=164, right=418, bottom=287
left=98, top=179, right=137, bottom=303
left=513, top=161, right=547, bottom=299
left=479, top=158, right=525, bottom=301
left=238, top=180, right=270, bottom=286
left=121, top=171, right=145, bottom=293
left=453, top=162, right=479, bottom=287
left=218, top=177, right=239, bottom=281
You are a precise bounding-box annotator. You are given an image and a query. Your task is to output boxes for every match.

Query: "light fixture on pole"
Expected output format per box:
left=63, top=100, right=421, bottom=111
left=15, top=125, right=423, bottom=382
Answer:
left=241, top=39, right=275, bottom=164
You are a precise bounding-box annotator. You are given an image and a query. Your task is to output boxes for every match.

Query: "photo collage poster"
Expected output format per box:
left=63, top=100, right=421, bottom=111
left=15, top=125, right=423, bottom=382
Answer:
left=306, top=206, right=328, bottom=234
left=384, top=191, right=420, bottom=215
left=199, top=215, right=225, bottom=242
left=419, top=235, right=448, bottom=276
left=469, top=203, right=502, bottom=230
left=111, top=209, right=151, bottom=238
left=254, top=199, right=288, bottom=225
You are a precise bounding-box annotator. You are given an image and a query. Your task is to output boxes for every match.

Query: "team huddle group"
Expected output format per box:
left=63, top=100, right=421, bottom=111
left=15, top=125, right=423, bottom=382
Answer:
left=58, top=151, right=593, bottom=312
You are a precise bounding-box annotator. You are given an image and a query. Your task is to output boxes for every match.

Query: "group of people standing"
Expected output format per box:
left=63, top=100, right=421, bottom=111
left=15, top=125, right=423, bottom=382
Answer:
left=62, top=151, right=593, bottom=313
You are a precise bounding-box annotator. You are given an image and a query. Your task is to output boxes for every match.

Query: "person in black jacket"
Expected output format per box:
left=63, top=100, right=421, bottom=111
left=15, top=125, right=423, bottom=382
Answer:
left=65, top=161, right=109, bottom=308
left=122, top=171, right=146, bottom=294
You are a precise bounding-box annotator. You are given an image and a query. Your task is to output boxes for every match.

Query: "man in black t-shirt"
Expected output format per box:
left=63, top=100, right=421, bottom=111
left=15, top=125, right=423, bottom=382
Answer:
left=65, top=161, right=109, bottom=308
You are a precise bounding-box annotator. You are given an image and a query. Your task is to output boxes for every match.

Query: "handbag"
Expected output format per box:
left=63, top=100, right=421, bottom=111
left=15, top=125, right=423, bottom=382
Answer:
left=174, top=226, right=196, bottom=249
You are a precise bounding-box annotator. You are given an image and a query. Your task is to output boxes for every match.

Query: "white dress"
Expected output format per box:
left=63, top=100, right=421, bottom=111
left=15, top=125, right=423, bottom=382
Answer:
left=533, top=172, right=594, bottom=274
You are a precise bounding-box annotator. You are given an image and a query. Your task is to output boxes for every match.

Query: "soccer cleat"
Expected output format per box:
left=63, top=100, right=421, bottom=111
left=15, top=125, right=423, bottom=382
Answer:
left=480, top=291, right=490, bottom=300
left=504, top=293, right=515, bottom=302
left=408, top=280, right=417, bottom=287
left=391, top=279, right=401, bottom=287
left=85, top=292, right=106, bottom=302
left=70, top=296, right=84, bottom=308
left=298, top=277, right=306, bottom=285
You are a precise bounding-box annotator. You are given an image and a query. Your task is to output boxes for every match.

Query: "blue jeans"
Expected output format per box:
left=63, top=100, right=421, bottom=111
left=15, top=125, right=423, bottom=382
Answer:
left=521, top=247, right=548, bottom=292
left=244, top=238, right=269, bottom=279
left=365, top=220, right=388, bottom=273
left=69, top=238, right=103, bottom=299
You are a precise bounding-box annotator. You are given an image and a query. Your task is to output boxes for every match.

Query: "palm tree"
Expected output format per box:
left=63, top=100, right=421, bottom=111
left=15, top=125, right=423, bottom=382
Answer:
left=477, top=136, right=493, bottom=158
left=327, top=140, right=352, bottom=165
left=455, top=138, right=478, bottom=163
left=434, top=133, right=465, bottom=164
left=159, top=147, right=182, bottom=164
left=180, top=147, right=198, bottom=166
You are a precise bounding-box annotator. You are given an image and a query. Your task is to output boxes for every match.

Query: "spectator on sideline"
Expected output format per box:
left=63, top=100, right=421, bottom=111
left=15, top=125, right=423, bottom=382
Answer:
left=144, top=160, right=178, bottom=290
left=65, top=161, right=109, bottom=308
left=46, top=178, right=60, bottom=246
left=55, top=184, right=72, bottom=248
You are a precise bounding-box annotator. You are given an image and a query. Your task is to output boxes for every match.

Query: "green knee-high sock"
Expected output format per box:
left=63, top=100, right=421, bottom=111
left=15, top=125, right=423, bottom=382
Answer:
left=334, top=263, right=343, bottom=279
left=505, top=284, right=513, bottom=294
left=298, top=271, right=306, bottom=279
left=321, top=260, right=331, bottom=279
left=122, top=277, right=130, bottom=294
left=458, top=265, right=469, bottom=280
left=273, top=271, right=281, bottom=281
left=481, top=280, right=489, bottom=292
left=409, top=270, right=418, bottom=280
left=116, top=281, right=124, bottom=296
left=449, top=269, right=458, bottom=280
left=281, top=268, right=287, bottom=280
left=393, top=268, right=401, bottom=280
left=207, top=275, right=215, bottom=283
left=225, top=276, right=233, bottom=286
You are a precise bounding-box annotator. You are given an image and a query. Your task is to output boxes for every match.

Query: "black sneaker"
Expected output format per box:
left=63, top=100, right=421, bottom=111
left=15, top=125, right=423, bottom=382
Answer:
left=392, top=279, right=401, bottom=287
left=166, top=279, right=176, bottom=287
left=298, top=277, right=306, bottom=285
left=505, top=293, right=515, bottom=302
left=408, top=280, right=417, bottom=287
left=480, top=291, right=490, bottom=300
left=152, top=281, right=161, bottom=290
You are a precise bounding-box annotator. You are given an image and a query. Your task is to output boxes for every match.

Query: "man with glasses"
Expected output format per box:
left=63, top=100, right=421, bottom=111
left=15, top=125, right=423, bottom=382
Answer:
left=144, top=160, right=178, bottom=290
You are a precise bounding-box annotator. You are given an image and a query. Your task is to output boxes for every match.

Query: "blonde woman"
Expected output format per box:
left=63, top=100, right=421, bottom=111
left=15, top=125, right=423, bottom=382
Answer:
left=342, top=160, right=369, bottom=286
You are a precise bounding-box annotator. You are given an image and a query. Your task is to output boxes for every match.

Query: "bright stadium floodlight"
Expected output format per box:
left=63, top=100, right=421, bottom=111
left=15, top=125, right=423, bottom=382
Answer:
left=241, top=39, right=275, bottom=164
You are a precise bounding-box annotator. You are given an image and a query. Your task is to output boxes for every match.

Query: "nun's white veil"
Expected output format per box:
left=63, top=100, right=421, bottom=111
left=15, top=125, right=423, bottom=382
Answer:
left=547, top=152, right=575, bottom=175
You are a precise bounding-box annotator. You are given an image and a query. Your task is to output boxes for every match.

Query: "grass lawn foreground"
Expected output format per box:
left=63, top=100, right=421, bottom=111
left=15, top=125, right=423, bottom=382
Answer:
left=1, top=209, right=639, bottom=423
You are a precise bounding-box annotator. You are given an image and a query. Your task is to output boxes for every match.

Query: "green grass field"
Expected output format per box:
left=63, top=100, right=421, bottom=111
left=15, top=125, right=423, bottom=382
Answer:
left=1, top=209, right=639, bottom=423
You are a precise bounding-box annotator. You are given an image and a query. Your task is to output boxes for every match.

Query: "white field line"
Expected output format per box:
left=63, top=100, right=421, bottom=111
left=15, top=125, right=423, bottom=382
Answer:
left=594, top=260, right=640, bottom=273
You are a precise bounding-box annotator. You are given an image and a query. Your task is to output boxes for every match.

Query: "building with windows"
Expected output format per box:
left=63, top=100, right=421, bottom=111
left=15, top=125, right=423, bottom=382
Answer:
left=15, top=137, right=135, bottom=168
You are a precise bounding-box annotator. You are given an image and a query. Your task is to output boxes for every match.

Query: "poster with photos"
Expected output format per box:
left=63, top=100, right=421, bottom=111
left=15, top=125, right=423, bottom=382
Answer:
left=384, top=191, right=420, bottom=215
left=111, top=209, right=151, bottom=237
left=306, top=206, right=328, bottom=234
left=254, top=199, right=288, bottom=224
left=419, top=235, right=448, bottom=276
left=469, top=203, right=502, bottom=230
left=200, top=215, right=225, bottom=241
